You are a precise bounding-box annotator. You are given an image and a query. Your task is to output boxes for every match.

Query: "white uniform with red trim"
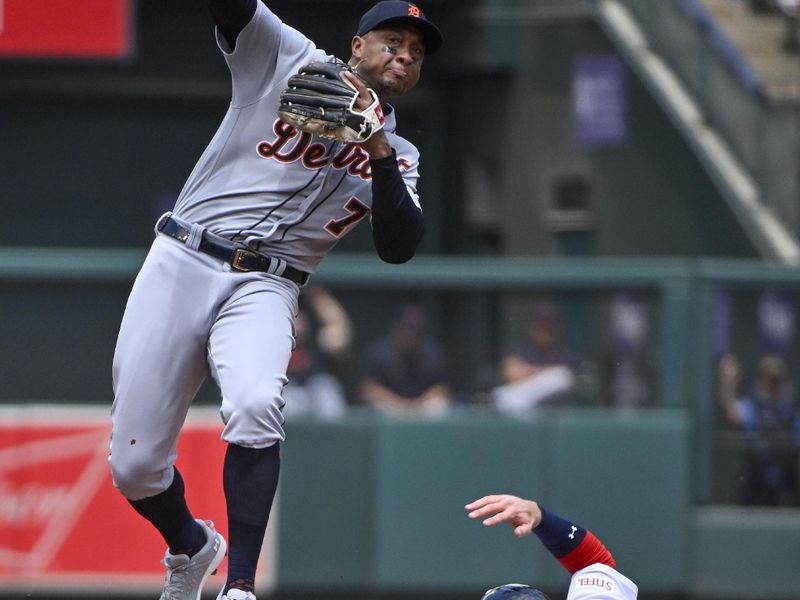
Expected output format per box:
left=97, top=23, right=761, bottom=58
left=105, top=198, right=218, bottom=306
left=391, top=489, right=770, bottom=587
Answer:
left=566, top=563, right=638, bottom=600
left=109, top=2, right=421, bottom=500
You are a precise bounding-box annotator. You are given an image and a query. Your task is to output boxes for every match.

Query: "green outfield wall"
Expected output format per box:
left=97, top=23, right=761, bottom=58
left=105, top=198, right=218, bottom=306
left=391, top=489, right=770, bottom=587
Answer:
left=276, top=409, right=799, bottom=599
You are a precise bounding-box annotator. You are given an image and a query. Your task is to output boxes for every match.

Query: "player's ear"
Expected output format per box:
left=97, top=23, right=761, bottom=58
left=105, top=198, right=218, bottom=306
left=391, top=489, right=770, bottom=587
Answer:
left=351, top=35, right=364, bottom=59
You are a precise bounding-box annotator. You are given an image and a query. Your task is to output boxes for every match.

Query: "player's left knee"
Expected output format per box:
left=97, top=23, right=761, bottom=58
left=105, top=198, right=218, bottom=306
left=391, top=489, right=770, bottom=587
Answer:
left=109, top=450, right=172, bottom=500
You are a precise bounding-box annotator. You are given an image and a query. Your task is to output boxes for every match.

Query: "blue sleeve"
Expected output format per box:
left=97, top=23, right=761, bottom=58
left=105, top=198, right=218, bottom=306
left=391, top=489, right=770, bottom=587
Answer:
left=369, top=150, right=425, bottom=264
left=533, top=507, right=587, bottom=558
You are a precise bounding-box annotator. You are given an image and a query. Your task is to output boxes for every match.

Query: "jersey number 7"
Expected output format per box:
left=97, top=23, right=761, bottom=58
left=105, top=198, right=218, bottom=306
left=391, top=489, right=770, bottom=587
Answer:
left=325, top=197, right=370, bottom=237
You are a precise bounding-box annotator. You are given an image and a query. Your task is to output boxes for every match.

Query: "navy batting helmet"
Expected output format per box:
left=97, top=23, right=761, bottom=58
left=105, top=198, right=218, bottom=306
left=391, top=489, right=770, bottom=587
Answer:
left=481, top=583, right=551, bottom=600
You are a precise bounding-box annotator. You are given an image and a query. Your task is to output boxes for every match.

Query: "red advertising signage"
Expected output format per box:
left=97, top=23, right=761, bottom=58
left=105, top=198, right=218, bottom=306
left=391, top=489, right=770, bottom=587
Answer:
left=0, top=0, right=133, bottom=59
left=0, top=406, right=276, bottom=594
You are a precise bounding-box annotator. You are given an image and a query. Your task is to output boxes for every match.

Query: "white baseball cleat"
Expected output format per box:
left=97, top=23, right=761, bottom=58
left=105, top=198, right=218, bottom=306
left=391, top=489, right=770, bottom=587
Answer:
left=217, top=589, right=256, bottom=600
left=159, top=519, right=227, bottom=600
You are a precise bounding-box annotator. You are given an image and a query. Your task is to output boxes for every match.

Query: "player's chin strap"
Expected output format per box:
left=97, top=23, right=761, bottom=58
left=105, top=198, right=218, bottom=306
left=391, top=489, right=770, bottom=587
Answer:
left=346, top=87, right=385, bottom=143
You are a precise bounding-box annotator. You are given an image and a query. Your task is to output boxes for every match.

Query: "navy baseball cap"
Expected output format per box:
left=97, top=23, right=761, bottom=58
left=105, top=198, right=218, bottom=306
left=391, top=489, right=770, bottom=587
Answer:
left=357, top=1, right=443, bottom=56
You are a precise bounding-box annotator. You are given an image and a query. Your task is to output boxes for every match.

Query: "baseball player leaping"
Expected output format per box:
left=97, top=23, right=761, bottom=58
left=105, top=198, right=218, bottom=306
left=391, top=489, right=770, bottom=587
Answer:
left=108, top=2, right=442, bottom=600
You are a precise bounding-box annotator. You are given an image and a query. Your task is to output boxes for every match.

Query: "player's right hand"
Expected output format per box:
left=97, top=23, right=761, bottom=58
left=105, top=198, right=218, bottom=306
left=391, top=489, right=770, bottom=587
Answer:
left=465, top=494, right=543, bottom=538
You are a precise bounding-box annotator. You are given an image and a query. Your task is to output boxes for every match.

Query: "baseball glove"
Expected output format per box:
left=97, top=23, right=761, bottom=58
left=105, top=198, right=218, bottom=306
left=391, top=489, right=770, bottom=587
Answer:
left=278, top=60, right=385, bottom=143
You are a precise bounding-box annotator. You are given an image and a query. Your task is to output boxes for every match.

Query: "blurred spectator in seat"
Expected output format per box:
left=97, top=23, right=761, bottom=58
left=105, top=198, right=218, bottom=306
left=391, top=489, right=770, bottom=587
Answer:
left=283, top=286, right=353, bottom=420
left=749, top=0, right=776, bottom=13
left=600, top=292, right=656, bottom=408
left=718, top=353, right=800, bottom=506
left=748, top=0, right=800, bottom=51
left=360, top=304, right=452, bottom=419
left=777, top=0, right=800, bottom=52
left=490, top=301, right=576, bottom=414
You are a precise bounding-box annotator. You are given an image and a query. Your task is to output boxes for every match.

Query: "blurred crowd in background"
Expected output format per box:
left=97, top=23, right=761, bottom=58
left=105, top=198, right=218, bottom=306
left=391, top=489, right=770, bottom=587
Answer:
left=282, top=283, right=800, bottom=509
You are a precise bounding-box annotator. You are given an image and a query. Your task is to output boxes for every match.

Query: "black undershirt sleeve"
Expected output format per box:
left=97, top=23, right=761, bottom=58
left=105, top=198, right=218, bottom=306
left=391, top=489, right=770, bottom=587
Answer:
left=207, top=0, right=257, bottom=49
left=369, top=150, right=425, bottom=264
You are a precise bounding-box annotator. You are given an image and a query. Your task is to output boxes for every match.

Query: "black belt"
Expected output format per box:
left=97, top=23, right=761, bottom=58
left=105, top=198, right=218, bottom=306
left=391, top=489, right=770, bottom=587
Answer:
left=158, top=215, right=309, bottom=285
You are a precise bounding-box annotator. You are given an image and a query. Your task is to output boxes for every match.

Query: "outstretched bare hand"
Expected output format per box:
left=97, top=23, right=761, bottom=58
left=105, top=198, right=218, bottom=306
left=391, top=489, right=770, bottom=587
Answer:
left=465, top=494, right=543, bottom=538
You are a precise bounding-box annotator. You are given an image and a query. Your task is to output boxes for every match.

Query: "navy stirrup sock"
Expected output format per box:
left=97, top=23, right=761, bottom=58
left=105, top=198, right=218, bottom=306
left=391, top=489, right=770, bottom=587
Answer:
left=223, top=442, right=281, bottom=593
left=128, top=467, right=207, bottom=557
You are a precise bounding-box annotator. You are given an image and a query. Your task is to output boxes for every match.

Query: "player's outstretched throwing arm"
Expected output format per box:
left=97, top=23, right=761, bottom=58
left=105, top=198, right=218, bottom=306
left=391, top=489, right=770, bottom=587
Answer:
left=207, top=0, right=257, bottom=49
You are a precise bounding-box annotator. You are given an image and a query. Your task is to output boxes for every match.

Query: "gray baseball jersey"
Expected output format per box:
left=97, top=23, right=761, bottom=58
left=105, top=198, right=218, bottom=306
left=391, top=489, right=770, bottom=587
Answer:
left=173, top=1, right=422, bottom=273
left=110, top=1, right=426, bottom=502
